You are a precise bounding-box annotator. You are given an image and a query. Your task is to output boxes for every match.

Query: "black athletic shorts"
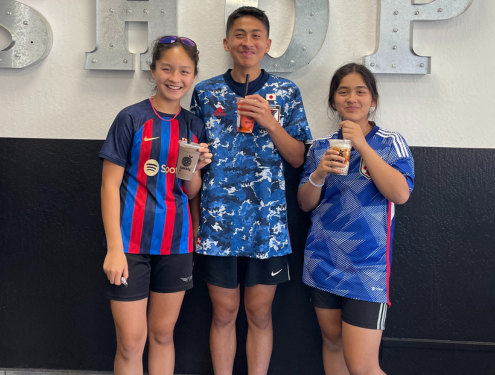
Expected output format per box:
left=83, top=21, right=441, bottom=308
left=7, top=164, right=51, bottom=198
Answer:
left=195, top=253, right=290, bottom=289
left=106, top=253, right=194, bottom=301
left=310, top=287, right=388, bottom=330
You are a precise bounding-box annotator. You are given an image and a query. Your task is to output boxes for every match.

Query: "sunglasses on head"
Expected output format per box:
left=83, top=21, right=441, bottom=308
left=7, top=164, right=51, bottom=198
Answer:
left=159, top=36, right=196, bottom=47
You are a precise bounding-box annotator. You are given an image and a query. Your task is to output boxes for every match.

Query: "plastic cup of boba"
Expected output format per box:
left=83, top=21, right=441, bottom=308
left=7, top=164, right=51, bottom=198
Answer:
left=329, top=139, right=352, bottom=175
left=236, top=97, right=255, bottom=134
left=176, top=140, right=202, bottom=180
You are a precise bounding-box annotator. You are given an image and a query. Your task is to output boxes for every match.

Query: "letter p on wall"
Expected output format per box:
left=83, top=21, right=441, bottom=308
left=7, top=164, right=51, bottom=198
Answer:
left=0, top=0, right=53, bottom=69
left=364, top=0, right=473, bottom=74
left=85, top=0, right=177, bottom=71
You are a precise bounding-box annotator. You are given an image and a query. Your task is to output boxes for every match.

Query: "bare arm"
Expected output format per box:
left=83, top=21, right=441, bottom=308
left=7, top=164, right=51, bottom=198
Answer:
left=181, top=143, right=212, bottom=199
left=189, top=193, right=201, bottom=247
left=357, top=145, right=410, bottom=204
left=239, top=95, right=305, bottom=168
left=182, top=170, right=203, bottom=199
left=297, top=149, right=346, bottom=212
left=265, top=123, right=305, bottom=168
left=341, top=120, right=410, bottom=204
left=101, top=159, right=128, bottom=285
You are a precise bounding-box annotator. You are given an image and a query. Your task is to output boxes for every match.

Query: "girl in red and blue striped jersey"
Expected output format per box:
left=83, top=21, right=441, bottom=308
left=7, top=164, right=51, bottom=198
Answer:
left=99, top=36, right=211, bottom=375
left=298, top=63, right=414, bottom=375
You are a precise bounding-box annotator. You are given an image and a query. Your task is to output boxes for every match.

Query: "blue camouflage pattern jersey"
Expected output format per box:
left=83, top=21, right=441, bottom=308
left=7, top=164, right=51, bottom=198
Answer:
left=191, top=70, right=312, bottom=258
left=300, top=125, right=414, bottom=304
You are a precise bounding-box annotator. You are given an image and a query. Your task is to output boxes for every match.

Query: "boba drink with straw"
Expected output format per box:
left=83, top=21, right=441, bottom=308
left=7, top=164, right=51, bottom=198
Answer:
left=329, top=139, right=352, bottom=175
left=236, top=74, right=255, bottom=133
left=176, top=120, right=202, bottom=180
left=329, top=117, right=352, bottom=175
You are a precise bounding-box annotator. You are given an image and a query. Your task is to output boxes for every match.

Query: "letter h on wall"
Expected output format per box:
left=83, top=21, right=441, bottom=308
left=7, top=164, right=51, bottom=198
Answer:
left=85, top=0, right=177, bottom=71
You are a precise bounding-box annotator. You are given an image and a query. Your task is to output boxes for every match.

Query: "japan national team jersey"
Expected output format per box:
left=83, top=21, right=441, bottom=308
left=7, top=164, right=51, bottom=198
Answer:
left=300, top=125, right=414, bottom=304
left=191, top=71, right=312, bottom=258
left=99, top=99, right=206, bottom=255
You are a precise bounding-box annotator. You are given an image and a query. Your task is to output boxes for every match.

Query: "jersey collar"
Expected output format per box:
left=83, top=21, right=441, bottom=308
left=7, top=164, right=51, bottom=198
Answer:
left=223, top=69, right=270, bottom=97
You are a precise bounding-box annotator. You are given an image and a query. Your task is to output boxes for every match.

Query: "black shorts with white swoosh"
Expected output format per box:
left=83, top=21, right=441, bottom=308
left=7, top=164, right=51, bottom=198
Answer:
left=195, top=254, right=290, bottom=289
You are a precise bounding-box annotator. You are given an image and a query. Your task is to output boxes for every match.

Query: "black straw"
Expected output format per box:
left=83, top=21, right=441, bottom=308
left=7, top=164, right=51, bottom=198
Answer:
left=243, top=74, right=250, bottom=97
left=186, top=119, right=191, bottom=144
left=338, top=116, right=344, bottom=139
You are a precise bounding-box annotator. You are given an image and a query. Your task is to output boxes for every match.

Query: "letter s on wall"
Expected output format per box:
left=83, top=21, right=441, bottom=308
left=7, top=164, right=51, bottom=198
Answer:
left=225, top=0, right=329, bottom=73
left=0, top=0, right=53, bottom=69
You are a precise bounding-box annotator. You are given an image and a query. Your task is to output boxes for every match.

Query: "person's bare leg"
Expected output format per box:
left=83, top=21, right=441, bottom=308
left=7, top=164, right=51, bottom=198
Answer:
left=208, top=284, right=240, bottom=375
left=111, top=299, right=148, bottom=375
left=314, top=307, right=350, bottom=375
left=147, top=291, right=186, bottom=375
left=342, top=322, right=385, bottom=375
left=244, top=284, right=277, bottom=375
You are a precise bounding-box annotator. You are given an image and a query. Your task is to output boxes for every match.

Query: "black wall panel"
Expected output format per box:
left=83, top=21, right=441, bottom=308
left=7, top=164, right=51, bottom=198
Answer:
left=0, top=139, right=494, bottom=374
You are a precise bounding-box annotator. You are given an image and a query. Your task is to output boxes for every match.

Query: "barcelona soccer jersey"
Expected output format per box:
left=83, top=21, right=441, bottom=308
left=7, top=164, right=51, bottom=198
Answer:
left=191, top=71, right=312, bottom=258
left=300, top=126, right=415, bottom=304
left=99, top=99, right=206, bottom=255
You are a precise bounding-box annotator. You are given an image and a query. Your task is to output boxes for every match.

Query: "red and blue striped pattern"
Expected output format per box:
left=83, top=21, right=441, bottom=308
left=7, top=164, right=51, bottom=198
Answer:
left=120, top=117, right=196, bottom=255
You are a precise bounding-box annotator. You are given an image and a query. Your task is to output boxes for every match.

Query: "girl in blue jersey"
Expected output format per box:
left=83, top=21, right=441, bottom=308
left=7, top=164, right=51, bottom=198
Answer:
left=298, top=63, right=414, bottom=375
left=99, top=36, right=212, bottom=375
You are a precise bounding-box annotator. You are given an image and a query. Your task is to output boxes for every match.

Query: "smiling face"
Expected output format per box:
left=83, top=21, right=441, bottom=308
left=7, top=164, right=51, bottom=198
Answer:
left=332, top=72, right=377, bottom=129
left=223, top=16, right=271, bottom=73
left=151, top=45, right=196, bottom=112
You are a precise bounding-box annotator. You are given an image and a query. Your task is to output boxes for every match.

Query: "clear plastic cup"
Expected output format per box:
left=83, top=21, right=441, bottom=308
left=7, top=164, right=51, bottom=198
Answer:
left=329, top=139, right=352, bottom=176
left=236, top=97, right=255, bottom=133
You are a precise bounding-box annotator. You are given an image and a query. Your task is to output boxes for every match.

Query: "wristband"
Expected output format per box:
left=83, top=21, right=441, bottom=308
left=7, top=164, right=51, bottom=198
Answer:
left=309, top=172, right=325, bottom=188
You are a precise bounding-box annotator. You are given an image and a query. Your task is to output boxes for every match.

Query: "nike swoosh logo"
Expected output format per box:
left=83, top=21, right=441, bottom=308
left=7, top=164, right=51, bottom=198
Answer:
left=144, top=136, right=160, bottom=141
left=180, top=276, right=192, bottom=282
left=271, top=269, right=282, bottom=277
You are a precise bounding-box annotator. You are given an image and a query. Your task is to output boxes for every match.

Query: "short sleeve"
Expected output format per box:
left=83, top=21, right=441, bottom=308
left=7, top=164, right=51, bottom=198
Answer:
left=192, top=116, right=206, bottom=144
left=298, top=142, right=320, bottom=189
left=190, top=88, right=203, bottom=119
left=284, top=86, right=312, bottom=143
left=386, top=134, right=415, bottom=193
left=98, top=111, right=135, bottom=168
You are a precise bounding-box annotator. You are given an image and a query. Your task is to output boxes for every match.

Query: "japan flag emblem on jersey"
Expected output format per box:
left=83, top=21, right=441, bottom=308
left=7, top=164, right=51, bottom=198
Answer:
left=360, top=158, right=371, bottom=179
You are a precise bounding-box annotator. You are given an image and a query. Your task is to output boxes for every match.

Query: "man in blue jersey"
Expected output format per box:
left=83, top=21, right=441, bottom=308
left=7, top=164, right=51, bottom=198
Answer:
left=190, top=6, right=312, bottom=375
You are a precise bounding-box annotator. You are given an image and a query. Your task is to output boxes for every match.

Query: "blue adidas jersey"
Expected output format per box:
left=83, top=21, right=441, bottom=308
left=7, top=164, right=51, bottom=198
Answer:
left=299, top=125, right=414, bottom=304
left=99, top=99, right=206, bottom=255
left=191, top=71, right=312, bottom=258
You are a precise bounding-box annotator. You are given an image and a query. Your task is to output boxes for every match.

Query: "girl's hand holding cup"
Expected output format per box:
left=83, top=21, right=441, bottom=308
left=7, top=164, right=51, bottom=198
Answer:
left=313, top=149, right=347, bottom=183
left=196, top=143, right=212, bottom=170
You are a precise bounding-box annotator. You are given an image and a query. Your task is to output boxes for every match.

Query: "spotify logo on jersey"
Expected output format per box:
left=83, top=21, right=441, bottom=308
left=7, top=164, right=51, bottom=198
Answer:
left=144, top=159, right=176, bottom=177
left=144, top=160, right=160, bottom=176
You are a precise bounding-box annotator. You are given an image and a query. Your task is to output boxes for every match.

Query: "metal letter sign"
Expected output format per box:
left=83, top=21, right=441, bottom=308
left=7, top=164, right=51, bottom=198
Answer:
left=0, top=0, right=53, bottom=69
left=85, top=0, right=177, bottom=71
left=225, top=0, right=328, bottom=73
left=364, top=0, right=473, bottom=74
